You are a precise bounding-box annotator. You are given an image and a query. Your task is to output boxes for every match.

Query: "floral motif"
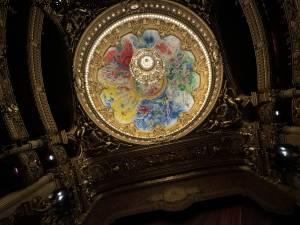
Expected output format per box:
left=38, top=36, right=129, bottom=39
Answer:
left=98, top=30, right=200, bottom=131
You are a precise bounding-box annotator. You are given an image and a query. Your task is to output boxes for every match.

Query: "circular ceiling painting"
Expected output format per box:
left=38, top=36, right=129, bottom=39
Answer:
left=73, top=0, right=223, bottom=145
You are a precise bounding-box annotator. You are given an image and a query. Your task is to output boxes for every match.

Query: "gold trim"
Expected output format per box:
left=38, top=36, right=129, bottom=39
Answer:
left=73, top=0, right=223, bottom=145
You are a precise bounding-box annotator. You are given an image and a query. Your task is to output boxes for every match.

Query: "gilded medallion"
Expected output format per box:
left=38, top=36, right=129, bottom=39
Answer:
left=74, top=0, right=223, bottom=144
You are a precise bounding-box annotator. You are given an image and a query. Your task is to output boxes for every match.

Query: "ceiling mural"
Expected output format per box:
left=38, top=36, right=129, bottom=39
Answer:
left=74, top=0, right=223, bottom=144
left=99, top=30, right=199, bottom=130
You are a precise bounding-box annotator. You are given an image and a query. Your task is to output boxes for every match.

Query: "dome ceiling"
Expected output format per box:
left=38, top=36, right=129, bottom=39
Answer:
left=73, top=0, right=223, bottom=144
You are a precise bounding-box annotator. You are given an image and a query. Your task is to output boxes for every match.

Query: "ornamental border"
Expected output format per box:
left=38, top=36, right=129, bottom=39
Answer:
left=73, top=0, right=223, bottom=145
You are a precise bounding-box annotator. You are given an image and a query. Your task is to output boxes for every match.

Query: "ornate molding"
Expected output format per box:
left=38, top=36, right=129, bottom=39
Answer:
left=292, top=96, right=300, bottom=125
left=72, top=105, right=134, bottom=157
left=195, top=81, right=246, bottom=132
left=176, top=0, right=212, bottom=24
left=240, top=122, right=261, bottom=172
left=18, top=151, right=44, bottom=185
left=40, top=0, right=108, bottom=53
left=27, top=5, right=58, bottom=134
left=73, top=0, right=223, bottom=145
left=48, top=145, right=68, bottom=165
left=239, top=0, right=271, bottom=91
left=82, top=167, right=296, bottom=225
left=79, top=132, right=245, bottom=193
left=71, top=157, right=96, bottom=209
left=0, top=174, right=58, bottom=223
left=53, top=161, right=85, bottom=222
left=283, top=0, right=300, bottom=86
left=0, top=195, right=52, bottom=225
left=61, top=7, right=97, bottom=52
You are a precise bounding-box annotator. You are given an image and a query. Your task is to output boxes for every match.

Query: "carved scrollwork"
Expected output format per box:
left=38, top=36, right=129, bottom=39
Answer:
left=147, top=186, right=201, bottom=213
left=83, top=133, right=245, bottom=190
left=196, top=81, right=247, bottom=133
left=48, top=145, right=68, bottom=165
left=292, top=97, right=300, bottom=125
left=240, top=122, right=261, bottom=172
left=74, top=158, right=98, bottom=204
left=73, top=106, right=133, bottom=157
left=43, top=162, right=85, bottom=224
left=257, top=101, right=275, bottom=124
left=18, top=151, right=44, bottom=185
left=40, top=1, right=111, bottom=53
left=283, top=0, right=300, bottom=86
left=261, top=127, right=278, bottom=167
left=32, top=0, right=51, bottom=7
left=62, top=7, right=94, bottom=51
left=0, top=193, right=53, bottom=225
left=177, top=0, right=212, bottom=24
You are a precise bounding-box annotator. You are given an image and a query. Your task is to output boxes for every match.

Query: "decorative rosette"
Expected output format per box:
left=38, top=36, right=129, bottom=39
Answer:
left=74, top=0, right=223, bottom=144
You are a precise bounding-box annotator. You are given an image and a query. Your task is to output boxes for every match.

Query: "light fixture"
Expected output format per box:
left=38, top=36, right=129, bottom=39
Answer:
left=58, top=195, right=64, bottom=202
left=281, top=149, right=288, bottom=157
left=48, top=155, right=54, bottom=161
left=55, top=190, right=66, bottom=202
left=12, top=167, right=19, bottom=176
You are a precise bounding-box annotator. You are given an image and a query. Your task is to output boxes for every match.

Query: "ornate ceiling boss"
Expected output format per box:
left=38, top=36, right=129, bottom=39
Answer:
left=73, top=0, right=223, bottom=145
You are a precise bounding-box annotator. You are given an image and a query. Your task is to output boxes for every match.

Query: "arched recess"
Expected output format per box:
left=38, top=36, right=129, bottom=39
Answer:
left=41, top=15, right=75, bottom=132
left=0, top=3, right=29, bottom=142
left=211, top=0, right=257, bottom=95
left=239, top=0, right=271, bottom=91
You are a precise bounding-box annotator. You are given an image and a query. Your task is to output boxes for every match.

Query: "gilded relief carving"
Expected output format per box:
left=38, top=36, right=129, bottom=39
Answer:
left=73, top=0, right=223, bottom=144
